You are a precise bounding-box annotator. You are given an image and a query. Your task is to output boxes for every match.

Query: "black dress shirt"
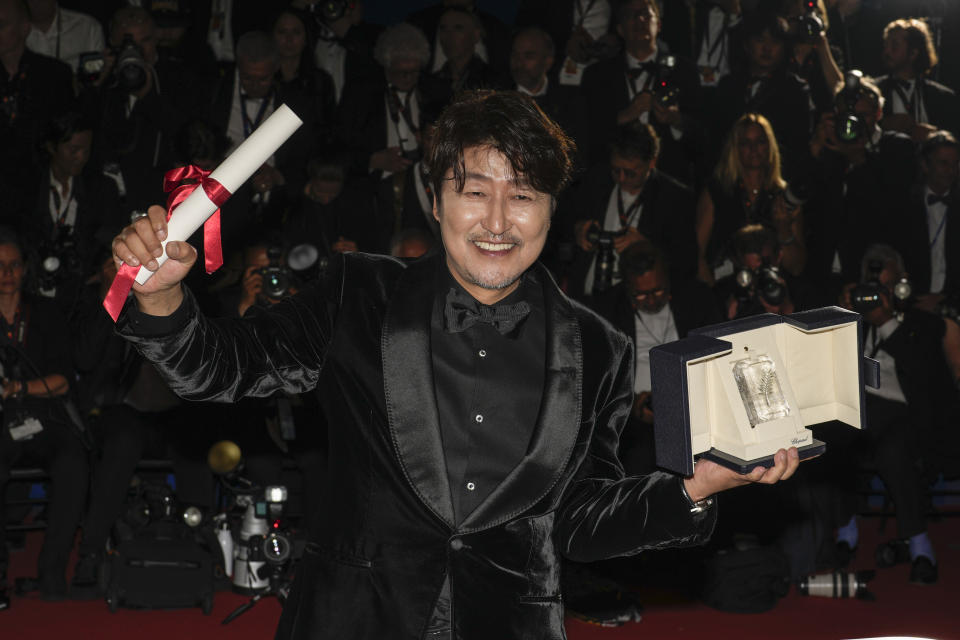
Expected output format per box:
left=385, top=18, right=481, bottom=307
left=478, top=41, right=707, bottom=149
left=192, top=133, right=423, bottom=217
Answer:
left=430, top=263, right=546, bottom=525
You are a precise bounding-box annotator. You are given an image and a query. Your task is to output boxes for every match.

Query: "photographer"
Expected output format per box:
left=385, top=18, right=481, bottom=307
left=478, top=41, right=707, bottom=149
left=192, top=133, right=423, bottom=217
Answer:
left=581, top=0, right=704, bottom=182
left=894, top=131, right=960, bottom=312
left=695, top=113, right=806, bottom=285
left=805, top=72, right=917, bottom=289
left=568, top=121, right=697, bottom=300
left=22, top=111, right=120, bottom=317
left=876, top=18, right=959, bottom=141
left=591, top=241, right=720, bottom=473
left=819, top=244, right=960, bottom=585
left=714, top=223, right=820, bottom=320
left=0, top=227, right=87, bottom=604
left=779, top=0, right=844, bottom=114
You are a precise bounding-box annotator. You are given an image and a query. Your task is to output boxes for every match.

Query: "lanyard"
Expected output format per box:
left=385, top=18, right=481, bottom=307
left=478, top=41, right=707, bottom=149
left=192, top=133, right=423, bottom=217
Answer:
left=574, top=0, right=599, bottom=27
left=893, top=81, right=921, bottom=121
left=1, top=305, right=28, bottom=348
left=635, top=307, right=674, bottom=346
left=50, top=183, right=73, bottom=229
left=701, top=8, right=729, bottom=67
left=930, top=206, right=948, bottom=249
left=617, top=186, right=643, bottom=228
left=387, top=87, right=420, bottom=136
left=241, top=88, right=273, bottom=139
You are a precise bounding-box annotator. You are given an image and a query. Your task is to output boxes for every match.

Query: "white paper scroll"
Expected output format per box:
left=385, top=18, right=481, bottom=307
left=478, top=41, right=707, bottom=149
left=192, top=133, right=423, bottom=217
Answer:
left=134, top=104, right=303, bottom=285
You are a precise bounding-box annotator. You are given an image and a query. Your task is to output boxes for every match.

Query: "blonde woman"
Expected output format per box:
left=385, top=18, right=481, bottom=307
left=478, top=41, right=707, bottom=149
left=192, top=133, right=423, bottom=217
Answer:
left=695, top=113, right=806, bottom=284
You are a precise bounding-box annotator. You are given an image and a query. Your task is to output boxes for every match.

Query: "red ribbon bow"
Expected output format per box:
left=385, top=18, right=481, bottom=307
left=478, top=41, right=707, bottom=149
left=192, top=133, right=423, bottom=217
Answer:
left=102, top=165, right=232, bottom=322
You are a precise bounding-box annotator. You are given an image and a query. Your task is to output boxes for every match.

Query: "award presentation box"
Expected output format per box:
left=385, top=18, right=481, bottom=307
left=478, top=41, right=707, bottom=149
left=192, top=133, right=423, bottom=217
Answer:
left=650, top=307, right=881, bottom=476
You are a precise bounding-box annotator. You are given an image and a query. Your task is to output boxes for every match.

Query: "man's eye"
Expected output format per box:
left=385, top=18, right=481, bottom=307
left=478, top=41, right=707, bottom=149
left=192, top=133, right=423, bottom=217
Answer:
left=513, top=194, right=532, bottom=201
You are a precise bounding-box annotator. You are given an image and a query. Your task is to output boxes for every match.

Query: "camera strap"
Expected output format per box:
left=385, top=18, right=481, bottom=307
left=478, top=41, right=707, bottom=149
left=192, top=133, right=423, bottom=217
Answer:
left=617, top=186, right=643, bottom=228
left=892, top=80, right=922, bottom=122
left=1, top=305, right=28, bottom=349
left=49, top=181, right=75, bottom=230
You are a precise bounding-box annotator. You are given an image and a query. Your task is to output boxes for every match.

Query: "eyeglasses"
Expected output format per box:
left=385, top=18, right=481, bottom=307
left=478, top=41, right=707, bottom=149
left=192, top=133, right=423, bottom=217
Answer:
left=630, top=287, right=667, bottom=302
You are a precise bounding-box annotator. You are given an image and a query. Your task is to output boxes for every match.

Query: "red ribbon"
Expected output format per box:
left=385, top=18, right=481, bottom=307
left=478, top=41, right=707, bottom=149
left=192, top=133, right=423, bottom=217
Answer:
left=102, top=165, right=232, bottom=322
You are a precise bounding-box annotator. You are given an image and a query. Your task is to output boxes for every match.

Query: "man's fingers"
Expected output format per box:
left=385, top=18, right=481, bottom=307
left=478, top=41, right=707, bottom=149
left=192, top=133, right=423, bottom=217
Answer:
left=117, top=227, right=151, bottom=268
left=779, top=447, right=801, bottom=481
left=165, top=241, right=196, bottom=263
left=147, top=205, right=168, bottom=241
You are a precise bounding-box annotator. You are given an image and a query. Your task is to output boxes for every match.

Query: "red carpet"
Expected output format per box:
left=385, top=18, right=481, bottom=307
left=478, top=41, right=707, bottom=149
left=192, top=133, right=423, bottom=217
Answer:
left=4, top=512, right=958, bottom=639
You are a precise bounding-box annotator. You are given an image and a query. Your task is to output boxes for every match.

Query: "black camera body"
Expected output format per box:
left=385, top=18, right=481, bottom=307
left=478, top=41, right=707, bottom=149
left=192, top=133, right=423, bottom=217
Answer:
left=114, top=34, right=149, bottom=93
left=790, top=1, right=824, bottom=44
left=309, top=0, right=351, bottom=23
left=37, top=229, right=80, bottom=296
left=587, top=223, right=625, bottom=293
left=652, top=55, right=681, bottom=108
left=834, top=70, right=867, bottom=143
left=734, top=262, right=787, bottom=307
left=257, top=246, right=294, bottom=301
left=851, top=259, right=912, bottom=315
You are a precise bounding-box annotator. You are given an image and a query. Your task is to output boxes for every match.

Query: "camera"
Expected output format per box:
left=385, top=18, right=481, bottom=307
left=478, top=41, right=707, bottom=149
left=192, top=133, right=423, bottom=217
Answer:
left=834, top=70, right=867, bottom=143
left=789, top=1, right=824, bottom=44
left=587, top=223, right=625, bottom=293
left=850, top=260, right=912, bottom=315
left=37, top=229, right=81, bottom=298
left=232, top=486, right=292, bottom=595
left=114, top=34, right=150, bottom=93
left=734, top=261, right=787, bottom=307
left=308, top=0, right=352, bottom=23
left=257, top=246, right=293, bottom=300
left=77, top=50, right=105, bottom=86
left=652, top=55, right=681, bottom=108
left=798, top=570, right=875, bottom=600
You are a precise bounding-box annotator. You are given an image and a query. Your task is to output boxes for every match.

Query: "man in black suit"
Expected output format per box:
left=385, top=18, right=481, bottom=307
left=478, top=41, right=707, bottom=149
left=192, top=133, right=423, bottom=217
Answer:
left=710, top=12, right=812, bottom=182
left=580, top=0, right=704, bottom=182
left=567, top=122, right=698, bottom=300
left=893, top=132, right=960, bottom=309
left=591, top=241, right=720, bottom=474
left=876, top=18, right=960, bottom=141
left=111, top=91, right=799, bottom=640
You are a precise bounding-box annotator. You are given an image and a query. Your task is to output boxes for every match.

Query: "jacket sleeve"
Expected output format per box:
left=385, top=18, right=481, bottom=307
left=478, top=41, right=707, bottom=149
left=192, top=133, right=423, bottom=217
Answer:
left=555, top=330, right=716, bottom=562
left=115, top=257, right=344, bottom=403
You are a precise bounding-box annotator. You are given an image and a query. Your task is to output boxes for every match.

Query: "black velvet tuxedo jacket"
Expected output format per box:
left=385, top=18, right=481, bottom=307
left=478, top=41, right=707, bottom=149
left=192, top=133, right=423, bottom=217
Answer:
left=119, top=252, right=715, bottom=640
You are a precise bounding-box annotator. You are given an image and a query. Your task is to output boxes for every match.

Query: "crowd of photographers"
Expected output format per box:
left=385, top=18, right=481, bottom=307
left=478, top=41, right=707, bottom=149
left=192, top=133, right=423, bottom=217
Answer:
left=0, top=0, right=958, bottom=614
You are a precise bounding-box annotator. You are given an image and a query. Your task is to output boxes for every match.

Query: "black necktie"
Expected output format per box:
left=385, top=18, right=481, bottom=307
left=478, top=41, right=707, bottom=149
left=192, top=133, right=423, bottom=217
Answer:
left=444, top=288, right=531, bottom=335
left=927, top=192, right=950, bottom=207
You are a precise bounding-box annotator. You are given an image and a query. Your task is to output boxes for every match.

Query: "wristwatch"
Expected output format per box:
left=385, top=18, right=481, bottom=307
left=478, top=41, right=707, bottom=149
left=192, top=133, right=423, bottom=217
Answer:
left=679, top=477, right=714, bottom=514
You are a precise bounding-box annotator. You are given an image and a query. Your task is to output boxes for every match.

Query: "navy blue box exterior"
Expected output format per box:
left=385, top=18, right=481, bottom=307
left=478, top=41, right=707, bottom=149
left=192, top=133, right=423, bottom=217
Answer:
left=650, top=335, right=731, bottom=476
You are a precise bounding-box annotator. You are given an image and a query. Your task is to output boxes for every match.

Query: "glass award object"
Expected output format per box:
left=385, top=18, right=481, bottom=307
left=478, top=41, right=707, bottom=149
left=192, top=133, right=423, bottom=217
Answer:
left=732, top=353, right=791, bottom=427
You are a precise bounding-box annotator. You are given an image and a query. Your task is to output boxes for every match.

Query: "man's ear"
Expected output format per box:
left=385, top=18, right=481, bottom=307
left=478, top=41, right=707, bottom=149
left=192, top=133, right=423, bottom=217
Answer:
left=432, top=197, right=440, bottom=223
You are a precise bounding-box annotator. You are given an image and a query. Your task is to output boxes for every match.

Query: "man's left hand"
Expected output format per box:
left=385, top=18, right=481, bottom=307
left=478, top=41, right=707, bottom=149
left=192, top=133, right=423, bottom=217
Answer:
left=652, top=101, right=682, bottom=128
left=683, top=447, right=800, bottom=503
left=614, top=226, right=646, bottom=253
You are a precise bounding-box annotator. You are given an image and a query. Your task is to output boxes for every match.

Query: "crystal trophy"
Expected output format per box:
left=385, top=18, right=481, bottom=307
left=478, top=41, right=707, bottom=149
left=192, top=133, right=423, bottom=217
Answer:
left=732, top=354, right=791, bottom=427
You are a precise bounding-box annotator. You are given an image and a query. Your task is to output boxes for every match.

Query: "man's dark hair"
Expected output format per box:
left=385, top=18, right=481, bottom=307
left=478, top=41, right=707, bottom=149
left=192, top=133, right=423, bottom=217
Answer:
left=513, top=26, right=555, bottom=59
left=612, top=0, right=660, bottom=24
left=921, top=130, right=959, bottom=160
left=426, top=90, right=576, bottom=205
left=620, top=239, right=668, bottom=282
left=741, top=12, right=790, bottom=43
left=0, top=225, right=23, bottom=255
left=43, top=111, right=95, bottom=150
left=610, top=122, right=660, bottom=163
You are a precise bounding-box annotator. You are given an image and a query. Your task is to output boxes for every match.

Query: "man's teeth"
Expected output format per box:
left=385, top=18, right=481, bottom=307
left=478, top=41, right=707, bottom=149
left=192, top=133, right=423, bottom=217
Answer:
left=474, top=241, right=514, bottom=251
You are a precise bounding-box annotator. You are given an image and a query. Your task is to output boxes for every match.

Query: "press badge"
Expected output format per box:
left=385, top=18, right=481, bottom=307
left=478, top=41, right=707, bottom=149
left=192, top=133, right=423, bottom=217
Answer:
left=9, top=416, right=44, bottom=441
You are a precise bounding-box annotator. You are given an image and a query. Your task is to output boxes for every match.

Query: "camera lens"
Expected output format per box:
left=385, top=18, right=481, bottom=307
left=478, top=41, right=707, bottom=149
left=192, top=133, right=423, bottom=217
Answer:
left=262, top=532, right=291, bottom=564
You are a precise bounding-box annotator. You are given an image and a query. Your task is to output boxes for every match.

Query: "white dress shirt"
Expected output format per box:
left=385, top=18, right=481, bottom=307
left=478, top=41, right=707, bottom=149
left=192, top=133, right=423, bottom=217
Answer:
left=634, top=303, right=678, bottom=393
left=27, top=6, right=104, bottom=71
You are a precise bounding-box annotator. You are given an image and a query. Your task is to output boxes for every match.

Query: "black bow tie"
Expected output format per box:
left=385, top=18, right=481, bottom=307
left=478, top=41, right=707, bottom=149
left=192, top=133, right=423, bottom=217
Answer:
left=928, top=192, right=950, bottom=206
left=444, top=287, right=531, bottom=335
left=627, top=62, right=658, bottom=79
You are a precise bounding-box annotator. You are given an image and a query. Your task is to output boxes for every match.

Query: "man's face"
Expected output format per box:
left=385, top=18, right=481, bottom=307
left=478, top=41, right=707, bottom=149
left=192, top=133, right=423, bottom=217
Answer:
left=438, top=11, right=479, bottom=62
left=111, top=21, right=159, bottom=66
left=610, top=153, right=653, bottom=195
left=433, top=146, right=552, bottom=304
left=385, top=56, right=421, bottom=92
left=852, top=94, right=880, bottom=131
left=627, top=268, right=669, bottom=314
left=923, top=146, right=960, bottom=195
left=273, top=13, right=306, bottom=60
left=238, top=58, right=277, bottom=98
left=0, top=243, right=24, bottom=296
left=882, top=29, right=915, bottom=75
left=736, top=123, right=770, bottom=171
left=746, top=31, right=784, bottom=74
left=510, top=33, right=552, bottom=91
left=0, top=0, right=30, bottom=59
left=616, top=0, right=659, bottom=53
left=740, top=246, right=778, bottom=271
left=49, top=130, right=93, bottom=179
left=306, top=177, right=344, bottom=205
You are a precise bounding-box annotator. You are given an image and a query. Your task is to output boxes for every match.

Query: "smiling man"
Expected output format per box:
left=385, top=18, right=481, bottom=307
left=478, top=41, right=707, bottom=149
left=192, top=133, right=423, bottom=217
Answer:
left=111, top=91, right=798, bottom=640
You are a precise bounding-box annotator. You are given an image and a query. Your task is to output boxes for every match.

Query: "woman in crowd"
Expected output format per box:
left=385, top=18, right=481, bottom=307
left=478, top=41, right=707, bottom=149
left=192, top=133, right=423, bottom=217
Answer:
left=695, top=112, right=806, bottom=284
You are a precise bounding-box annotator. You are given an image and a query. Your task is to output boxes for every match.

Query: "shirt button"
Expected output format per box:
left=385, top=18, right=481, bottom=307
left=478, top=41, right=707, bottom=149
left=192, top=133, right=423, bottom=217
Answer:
left=478, top=349, right=486, bottom=357
left=450, top=538, right=464, bottom=551
left=466, top=482, right=475, bottom=491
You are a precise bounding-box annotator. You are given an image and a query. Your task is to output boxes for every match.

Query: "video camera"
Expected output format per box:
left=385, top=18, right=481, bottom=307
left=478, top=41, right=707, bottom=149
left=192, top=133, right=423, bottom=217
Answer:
left=651, top=55, right=681, bottom=108
left=850, top=259, right=912, bottom=315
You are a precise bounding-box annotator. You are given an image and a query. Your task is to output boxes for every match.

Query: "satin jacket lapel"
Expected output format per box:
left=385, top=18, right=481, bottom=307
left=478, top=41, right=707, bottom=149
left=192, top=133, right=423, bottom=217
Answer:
left=461, top=264, right=583, bottom=532
left=382, top=254, right=456, bottom=528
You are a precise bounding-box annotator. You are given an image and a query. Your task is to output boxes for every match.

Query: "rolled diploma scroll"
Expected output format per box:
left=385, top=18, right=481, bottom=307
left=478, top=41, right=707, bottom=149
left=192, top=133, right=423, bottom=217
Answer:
left=134, top=104, right=303, bottom=285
